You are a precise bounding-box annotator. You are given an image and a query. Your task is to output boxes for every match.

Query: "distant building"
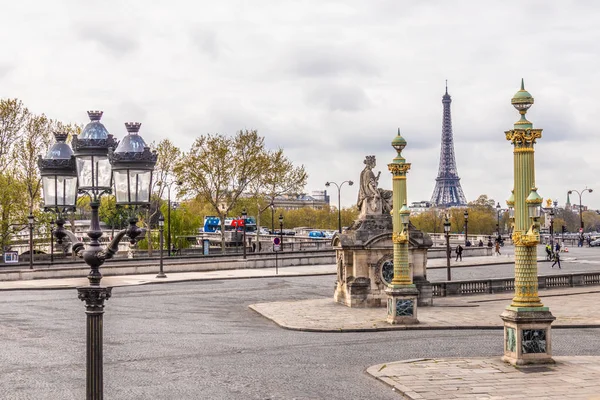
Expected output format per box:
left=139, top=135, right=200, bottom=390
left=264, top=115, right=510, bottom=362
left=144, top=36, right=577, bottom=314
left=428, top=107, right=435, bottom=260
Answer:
left=409, top=201, right=432, bottom=214
left=273, top=191, right=330, bottom=210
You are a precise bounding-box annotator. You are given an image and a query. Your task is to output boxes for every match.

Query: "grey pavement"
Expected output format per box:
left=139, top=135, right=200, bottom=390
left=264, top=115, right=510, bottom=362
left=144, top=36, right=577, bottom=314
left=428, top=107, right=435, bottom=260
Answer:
left=3, top=274, right=600, bottom=399
left=368, top=357, right=600, bottom=400
left=250, top=286, right=600, bottom=331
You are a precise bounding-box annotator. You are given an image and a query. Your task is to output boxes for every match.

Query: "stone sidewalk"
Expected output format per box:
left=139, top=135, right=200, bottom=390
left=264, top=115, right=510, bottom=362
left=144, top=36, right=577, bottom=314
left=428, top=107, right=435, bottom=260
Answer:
left=249, top=287, right=600, bottom=331
left=367, top=357, right=600, bottom=399
left=0, top=254, right=524, bottom=290
left=0, top=264, right=336, bottom=290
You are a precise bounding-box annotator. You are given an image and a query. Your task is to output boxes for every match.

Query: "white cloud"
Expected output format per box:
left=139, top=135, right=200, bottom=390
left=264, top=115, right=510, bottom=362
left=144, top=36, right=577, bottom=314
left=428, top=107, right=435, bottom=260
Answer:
left=1, top=0, right=600, bottom=210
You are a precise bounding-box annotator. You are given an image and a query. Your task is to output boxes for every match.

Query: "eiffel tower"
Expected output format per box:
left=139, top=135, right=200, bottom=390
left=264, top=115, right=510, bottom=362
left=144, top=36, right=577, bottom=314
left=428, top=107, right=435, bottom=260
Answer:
left=430, top=83, right=467, bottom=207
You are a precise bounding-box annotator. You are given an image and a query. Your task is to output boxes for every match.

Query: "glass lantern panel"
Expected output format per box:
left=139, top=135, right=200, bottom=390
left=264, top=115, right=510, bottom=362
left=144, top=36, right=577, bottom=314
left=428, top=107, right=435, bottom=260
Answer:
left=58, top=176, right=78, bottom=206
left=76, top=156, right=93, bottom=188
left=113, top=170, right=130, bottom=203
left=130, top=170, right=151, bottom=203
left=42, top=176, right=56, bottom=207
left=95, top=156, right=112, bottom=188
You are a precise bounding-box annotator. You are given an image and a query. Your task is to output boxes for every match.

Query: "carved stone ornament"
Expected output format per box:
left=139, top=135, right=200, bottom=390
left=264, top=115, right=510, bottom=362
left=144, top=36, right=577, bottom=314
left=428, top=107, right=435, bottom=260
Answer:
left=512, top=230, right=539, bottom=247
left=505, top=128, right=543, bottom=145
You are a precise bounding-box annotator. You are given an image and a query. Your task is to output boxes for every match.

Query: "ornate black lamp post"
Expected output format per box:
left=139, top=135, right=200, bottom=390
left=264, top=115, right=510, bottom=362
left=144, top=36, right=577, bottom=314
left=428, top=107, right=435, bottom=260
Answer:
left=463, top=210, right=469, bottom=246
left=279, top=214, right=284, bottom=252
left=27, top=213, right=34, bottom=269
left=325, top=180, right=354, bottom=233
left=242, top=208, right=247, bottom=259
left=568, top=187, right=593, bottom=231
left=444, top=216, right=451, bottom=281
left=40, top=112, right=156, bottom=399
left=157, top=214, right=166, bottom=278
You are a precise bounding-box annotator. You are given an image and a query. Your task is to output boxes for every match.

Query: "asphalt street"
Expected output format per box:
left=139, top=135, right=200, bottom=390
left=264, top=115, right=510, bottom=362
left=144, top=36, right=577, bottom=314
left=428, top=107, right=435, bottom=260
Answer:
left=2, top=273, right=600, bottom=399
left=428, top=245, right=600, bottom=281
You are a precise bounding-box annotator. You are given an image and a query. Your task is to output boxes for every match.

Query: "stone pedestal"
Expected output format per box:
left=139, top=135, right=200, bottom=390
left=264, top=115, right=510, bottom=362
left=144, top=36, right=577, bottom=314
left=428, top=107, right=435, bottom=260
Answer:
left=333, top=215, right=433, bottom=308
left=500, top=308, right=555, bottom=366
left=385, top=285, right=419, bottom=324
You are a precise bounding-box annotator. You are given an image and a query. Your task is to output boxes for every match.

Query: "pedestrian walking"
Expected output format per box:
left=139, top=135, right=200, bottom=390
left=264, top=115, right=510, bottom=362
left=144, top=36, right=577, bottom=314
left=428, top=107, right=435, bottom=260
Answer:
left=455, top=244, right=463, bottom=262
left=551, top=252, right=561, bottom=269
left=555, top=241, right=561, bottom=254
left=495, top=241, right=501, bottom=256
left=545, top=244, right=552, bottom=261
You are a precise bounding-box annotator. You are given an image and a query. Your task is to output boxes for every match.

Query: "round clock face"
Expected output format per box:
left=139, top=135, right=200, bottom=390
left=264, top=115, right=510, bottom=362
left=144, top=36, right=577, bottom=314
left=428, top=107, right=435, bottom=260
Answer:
left=381, top=260, right=394, bottom=285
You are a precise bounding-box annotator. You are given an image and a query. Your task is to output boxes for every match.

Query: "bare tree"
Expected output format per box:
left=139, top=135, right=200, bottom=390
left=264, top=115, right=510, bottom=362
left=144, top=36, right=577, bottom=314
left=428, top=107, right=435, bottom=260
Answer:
left=175, top=130, right=266, bottom=250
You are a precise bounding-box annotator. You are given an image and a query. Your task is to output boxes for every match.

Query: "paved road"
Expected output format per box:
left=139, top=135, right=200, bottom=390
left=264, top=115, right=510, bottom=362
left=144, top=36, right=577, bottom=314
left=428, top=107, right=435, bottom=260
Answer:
left=2, top=275, right=600, bottom=399
left=428, top=245, right=600, bottom=281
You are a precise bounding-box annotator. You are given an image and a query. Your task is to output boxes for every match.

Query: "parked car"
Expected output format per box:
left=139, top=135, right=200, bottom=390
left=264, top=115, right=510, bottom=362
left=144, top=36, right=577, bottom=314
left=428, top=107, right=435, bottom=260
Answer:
left=590, top=239, right=600, bottom=247
left=308, top=231, right=325, bottom=238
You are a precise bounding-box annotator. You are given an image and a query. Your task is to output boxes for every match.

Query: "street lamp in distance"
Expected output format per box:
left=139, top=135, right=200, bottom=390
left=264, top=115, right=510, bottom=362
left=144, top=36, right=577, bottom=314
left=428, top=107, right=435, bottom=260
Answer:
left=496, top=202, right=502, bottom=238
left=28, top=213, right=34, bottom=269
left=242, top=208, right=247, bottom=260
left=567, top=187, right=593, bottom=232
left=463, top=209, right=469, bottom=246
left=444, top=216, right=451, bottom=281
left=157, top=214, right=166, bottom=278
left=325, top=180, right=354, bottom=233
left=279, top=213, right=284, bottom=252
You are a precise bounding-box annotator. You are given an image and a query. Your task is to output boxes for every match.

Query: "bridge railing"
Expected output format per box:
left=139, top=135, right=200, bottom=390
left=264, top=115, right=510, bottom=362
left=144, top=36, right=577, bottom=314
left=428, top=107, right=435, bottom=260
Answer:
left=432, top=272, right=600, bottom=297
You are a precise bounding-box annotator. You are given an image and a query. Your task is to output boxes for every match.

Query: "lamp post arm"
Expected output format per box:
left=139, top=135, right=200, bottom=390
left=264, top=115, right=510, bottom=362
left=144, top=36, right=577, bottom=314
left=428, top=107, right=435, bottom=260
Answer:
left=97, top=218, right=146, bottom=262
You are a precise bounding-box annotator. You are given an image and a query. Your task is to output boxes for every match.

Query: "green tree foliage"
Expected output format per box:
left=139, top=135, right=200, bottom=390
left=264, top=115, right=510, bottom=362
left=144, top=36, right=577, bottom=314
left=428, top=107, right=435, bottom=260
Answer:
left=246, top=148, right=308, bottom=241
left=175, top=130, right=268, bottom=249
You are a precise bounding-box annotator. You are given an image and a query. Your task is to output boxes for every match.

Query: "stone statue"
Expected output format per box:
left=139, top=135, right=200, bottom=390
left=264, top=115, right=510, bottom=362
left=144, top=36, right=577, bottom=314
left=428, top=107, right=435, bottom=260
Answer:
left=357, top=155, right=393, bottom=219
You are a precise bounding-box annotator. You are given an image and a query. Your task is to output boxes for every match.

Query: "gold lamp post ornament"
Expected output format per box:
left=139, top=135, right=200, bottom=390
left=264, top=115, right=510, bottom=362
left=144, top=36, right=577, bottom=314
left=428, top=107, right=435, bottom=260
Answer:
left=501, top=80, right=555, bottom=366
left=385, top=129, right=419, bottom=325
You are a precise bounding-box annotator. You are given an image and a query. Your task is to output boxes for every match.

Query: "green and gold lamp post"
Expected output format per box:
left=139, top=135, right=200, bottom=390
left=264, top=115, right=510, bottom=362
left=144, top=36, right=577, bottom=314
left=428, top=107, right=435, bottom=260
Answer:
left=385, top=129, right=419, bottom=325
left=501, top=80, right=555, bottom=365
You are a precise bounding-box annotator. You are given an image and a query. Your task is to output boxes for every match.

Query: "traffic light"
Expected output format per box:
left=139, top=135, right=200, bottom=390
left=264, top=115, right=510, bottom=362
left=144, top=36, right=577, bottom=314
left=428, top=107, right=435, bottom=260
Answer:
left=562, top=225, right=567, bottom=233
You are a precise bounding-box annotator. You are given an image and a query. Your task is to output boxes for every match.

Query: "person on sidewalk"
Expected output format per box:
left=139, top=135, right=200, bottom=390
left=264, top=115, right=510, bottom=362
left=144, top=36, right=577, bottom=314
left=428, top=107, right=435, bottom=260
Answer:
left=551, top=251, right=561, bottom=269
left=478, top=239, right=484, bottom=247
left=545, top=244, right=552, bottom=261
left=494, top=241, right=501, bottom=256
left=455, top=244, right=463, bottom=262
left=555, top=241, right=561, bottom=254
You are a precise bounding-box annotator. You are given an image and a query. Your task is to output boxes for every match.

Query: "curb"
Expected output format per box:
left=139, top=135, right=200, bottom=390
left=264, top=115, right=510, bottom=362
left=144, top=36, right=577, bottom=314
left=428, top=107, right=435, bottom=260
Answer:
left=0, top=271, right=337, bottom=292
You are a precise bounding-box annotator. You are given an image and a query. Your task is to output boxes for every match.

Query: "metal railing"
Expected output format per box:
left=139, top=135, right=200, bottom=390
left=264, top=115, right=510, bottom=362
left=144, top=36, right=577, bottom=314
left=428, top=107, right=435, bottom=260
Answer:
left=432, top=272, right=600, bottom=297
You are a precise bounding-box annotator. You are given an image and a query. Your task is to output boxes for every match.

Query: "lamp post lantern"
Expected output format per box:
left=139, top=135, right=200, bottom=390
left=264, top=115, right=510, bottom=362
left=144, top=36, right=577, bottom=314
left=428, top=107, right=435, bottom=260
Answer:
left=444, top=216, right=451, bottom=281
left=500, top=80, right=555, bottom=366
left=40, top=112, right=156, bottom=399
left=242, top=208, right=247, bottom=260
left=567, top=188, right=593, bottom=231
left=463, top=209, right=469, bottom=246
left=325, top=180, right=354, bottom=233
left=27, top=213, right=34, bottom=269
left=385, top=129, right=419, bottom=325
left=278, top=214, right=284, bottom=252
left=157, top=214, right=166, bottom=278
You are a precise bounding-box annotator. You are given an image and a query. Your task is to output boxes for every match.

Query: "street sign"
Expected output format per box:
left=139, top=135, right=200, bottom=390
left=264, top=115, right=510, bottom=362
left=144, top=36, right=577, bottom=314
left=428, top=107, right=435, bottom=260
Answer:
left=273, top=244, right=281, bottom=252
left=273, top=237, right=281, bottom=245
left=580, top=228, right=583, bottom=233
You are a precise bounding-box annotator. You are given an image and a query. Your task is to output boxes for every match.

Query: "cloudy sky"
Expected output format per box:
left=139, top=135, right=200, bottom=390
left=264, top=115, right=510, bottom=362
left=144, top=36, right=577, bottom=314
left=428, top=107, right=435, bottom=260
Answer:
left=2, top=0, right=599, bottom=209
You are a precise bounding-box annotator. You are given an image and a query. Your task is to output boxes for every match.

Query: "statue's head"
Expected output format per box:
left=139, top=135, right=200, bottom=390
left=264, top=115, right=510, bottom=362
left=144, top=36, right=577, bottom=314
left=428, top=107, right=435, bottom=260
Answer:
left=364, top=155, right=376, bottom=168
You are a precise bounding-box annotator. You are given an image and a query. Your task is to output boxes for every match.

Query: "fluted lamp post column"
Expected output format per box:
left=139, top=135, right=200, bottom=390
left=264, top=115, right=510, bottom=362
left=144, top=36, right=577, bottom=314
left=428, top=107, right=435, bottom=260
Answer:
left=385, top=129, right=419, bottom=325
left=500, top=80, right=555, bottom=366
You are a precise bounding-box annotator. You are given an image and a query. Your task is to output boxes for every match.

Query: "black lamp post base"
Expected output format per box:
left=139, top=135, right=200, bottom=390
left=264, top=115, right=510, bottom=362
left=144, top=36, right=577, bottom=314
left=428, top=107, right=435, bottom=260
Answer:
left=156, top=272, right=167, bottom=278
